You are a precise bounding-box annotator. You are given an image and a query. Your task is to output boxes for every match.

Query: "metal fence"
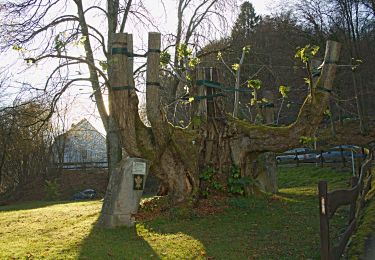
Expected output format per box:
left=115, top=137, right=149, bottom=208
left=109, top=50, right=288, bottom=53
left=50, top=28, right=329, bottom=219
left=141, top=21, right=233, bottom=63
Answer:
left=53, top=161, right=108, bottom=170
left=276, top=147, right=368, bottom=175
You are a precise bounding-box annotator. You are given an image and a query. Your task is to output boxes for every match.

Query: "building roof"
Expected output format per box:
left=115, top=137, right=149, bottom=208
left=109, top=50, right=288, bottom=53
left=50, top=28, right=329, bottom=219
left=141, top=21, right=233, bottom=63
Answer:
left=56, top=118, right=105, bottom=141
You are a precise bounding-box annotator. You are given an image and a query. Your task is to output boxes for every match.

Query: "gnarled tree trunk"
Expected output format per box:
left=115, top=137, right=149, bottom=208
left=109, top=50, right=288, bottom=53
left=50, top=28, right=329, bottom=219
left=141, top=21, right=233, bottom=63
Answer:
left=108, top=33, right=341, bottom=204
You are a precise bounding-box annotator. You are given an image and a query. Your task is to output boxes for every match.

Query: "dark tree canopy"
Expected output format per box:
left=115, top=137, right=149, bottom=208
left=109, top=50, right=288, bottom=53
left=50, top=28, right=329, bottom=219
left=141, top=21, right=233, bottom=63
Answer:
left=231, top=1, right=261, bottom=39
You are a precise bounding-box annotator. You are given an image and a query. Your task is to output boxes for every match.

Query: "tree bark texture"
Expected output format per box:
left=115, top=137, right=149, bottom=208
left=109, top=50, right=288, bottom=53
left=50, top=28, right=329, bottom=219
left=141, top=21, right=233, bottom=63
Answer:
left=109, top=34, right=341, bottom=203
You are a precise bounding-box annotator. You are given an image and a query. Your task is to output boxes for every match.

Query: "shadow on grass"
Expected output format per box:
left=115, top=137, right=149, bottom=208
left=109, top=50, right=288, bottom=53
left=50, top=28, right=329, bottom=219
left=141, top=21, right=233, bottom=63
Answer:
left=1, top=165, right=349, bottom=259
left=137, top=195, right=321, bottom=259
left=77, top=191, right=323, bottom=259
left=78, top=219, right=160, bottom=259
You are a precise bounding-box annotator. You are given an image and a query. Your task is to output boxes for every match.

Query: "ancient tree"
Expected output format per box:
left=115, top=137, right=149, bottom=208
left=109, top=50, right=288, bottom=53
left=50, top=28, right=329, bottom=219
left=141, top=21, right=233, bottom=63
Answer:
left=0, top=1, right=343, bottom=204
left=109, top=32, right=341, bottom=203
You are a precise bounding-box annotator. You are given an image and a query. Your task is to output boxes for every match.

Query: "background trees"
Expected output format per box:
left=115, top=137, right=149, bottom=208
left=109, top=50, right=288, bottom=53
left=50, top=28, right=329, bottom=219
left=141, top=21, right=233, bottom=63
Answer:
left=0, top=101, right=52, bottom=198
left=201, top=0, right=375, bottom=129
left=288, top=0, right=375, bottom=132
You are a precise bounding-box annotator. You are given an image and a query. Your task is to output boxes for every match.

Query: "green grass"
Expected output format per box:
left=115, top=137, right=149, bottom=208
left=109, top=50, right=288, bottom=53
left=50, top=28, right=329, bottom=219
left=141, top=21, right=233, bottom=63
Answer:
left=347, top=168, right=375, bottom=259
left=0, top=165, right=352, bottom=259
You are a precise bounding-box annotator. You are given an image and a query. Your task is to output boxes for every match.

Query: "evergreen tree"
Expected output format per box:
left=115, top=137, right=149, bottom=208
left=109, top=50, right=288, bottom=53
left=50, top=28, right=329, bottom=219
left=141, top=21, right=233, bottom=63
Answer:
left=231, top=1, right=261, bottom=39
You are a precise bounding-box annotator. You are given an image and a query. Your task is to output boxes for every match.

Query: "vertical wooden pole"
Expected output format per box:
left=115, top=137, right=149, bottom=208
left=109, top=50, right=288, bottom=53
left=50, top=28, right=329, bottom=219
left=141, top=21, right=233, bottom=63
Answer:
left=111, top=33, right=129, bottom=99
left=146, top=32, right=161, bottom=119
left=262, top=90, right=276, bottom=124
left=295, top=151, right=299, bottom=167
left=107, top=33, right=129, bottom=171
left=320, top=150, right=324, bottom=168
left=109, top=33, right=141, bottom=157
left=319, top=181, right=331, bottom=260
left=206, top=68, right=215, bottom=118
left=340, top=146, right=346, bottom=167
left=127, top=34, right=135, bottom=95
left=146, top=32, right=167, bottom=147
left=196, top=68, right=207, bottom=119
left=349, top=176, right=359, bottom=223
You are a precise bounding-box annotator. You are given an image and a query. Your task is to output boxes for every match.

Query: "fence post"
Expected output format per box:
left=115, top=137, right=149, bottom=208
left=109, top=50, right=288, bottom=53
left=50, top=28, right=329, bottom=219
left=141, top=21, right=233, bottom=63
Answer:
left=295, top=151, right=299, bottom=167
left=320, top=150, right=324, bottom=168
left=349, top=176, right=359, bottom=223
left=319, top=181, right=331, bottom=260
left=340, top=146, right=346, bottom=167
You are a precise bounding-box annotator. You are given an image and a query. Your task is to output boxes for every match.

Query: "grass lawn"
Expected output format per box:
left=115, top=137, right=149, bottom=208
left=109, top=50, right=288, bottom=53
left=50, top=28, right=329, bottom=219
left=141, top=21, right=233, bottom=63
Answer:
left=347, top=167, right=375, bottom=259
left=0, top=166, right=352, bottom=259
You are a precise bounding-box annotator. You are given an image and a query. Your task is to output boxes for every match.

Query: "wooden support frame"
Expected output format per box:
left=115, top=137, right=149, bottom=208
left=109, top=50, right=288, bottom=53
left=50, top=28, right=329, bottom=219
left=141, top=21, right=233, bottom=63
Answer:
left=318, top=149, right=374, bottom=260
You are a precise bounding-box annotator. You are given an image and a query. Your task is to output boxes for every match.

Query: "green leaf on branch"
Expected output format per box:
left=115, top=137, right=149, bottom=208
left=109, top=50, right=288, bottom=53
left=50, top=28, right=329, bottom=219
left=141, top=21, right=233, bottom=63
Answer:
left=247, top=79, right=261, bottom=89
left=99, top=60, right=108, bottom=71
left=250, top=98, right=256, bottom=106
left=160, top=50, right=171, bottom=67
left=324, top=109, right=332, bottom=117
left=299, top=136, right=317, bottom=146
left=78, top=36, right=87, bottom=46
left=351, top=58, right=363, bottom=72
left=54, top=33, right=67, bottom=55
left=217, top=51, right=223, bottom=60
left=177, top=43, right=192, bottom=60
left=188, top=57, right=200, bottom=68
left=304, top=78, right=310, bottom=85
left=24, top=58, right=36, bottom=64
left=232, top=63, right=240, bottom=71
left=279, top=85, right=290, bottom=98
left=295, top=45, right=320, bottom=63
left=12, top=44, right=26, bottom=52
left=242, top=45, right=251, bottom=54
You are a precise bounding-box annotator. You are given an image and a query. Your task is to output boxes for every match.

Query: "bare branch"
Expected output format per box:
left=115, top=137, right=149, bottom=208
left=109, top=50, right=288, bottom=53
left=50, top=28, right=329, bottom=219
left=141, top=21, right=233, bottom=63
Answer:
left=120, top=0, right=133, bottom=33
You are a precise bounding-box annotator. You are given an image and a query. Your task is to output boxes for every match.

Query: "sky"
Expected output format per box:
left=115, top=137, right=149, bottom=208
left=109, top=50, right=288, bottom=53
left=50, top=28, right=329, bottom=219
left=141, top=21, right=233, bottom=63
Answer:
left=1, top=0, right=275, bottom=135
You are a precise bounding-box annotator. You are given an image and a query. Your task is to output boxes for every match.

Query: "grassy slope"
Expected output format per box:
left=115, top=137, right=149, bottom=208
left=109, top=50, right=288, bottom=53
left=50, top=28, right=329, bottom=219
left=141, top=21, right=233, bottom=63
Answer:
left=0, top=166, right=351, bottom=260
left=347, top=168, right=375, bottom=259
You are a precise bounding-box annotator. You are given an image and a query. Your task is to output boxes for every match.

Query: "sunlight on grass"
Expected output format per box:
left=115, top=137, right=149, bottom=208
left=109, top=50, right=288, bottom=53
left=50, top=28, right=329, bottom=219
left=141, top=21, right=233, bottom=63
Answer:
left=0, top=201, right=101, bottom=259
left=0, top=165, right=354, bottom=259
left=136, top=224, right=206, bottom=259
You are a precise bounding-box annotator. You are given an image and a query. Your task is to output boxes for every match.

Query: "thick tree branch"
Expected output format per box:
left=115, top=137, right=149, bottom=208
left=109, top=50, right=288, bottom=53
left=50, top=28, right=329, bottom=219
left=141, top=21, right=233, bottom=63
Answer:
left=231, top=40, right=341, bottom=153
left=74, top=0, right=109, bottom=130
left=119, top=0, right=132, bottom=33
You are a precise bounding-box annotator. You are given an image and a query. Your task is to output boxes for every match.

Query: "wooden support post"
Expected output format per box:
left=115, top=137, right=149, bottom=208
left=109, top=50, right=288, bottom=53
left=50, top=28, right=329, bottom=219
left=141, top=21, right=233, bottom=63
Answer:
left=295, top=151, right=300, bottom=167
left=109, top=33, right=141, bottom=157
left=146, top=32, right=168, bottom=147
left=205, top=68, right=215, bottom=118
left=196, top=68, right=207, bottom=119
left=340, top=146, right=346, bottom=167
left=262, top=90, right=276, bottom=124
left=146, top=32, right=161, bottom=122
left=111, top=33, right=129, bottom=98
left=127, top=34, right=135, bottom=95
left=349, top=176, right=359, bottom=223
left=319, top=181, right=331, bottom=260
